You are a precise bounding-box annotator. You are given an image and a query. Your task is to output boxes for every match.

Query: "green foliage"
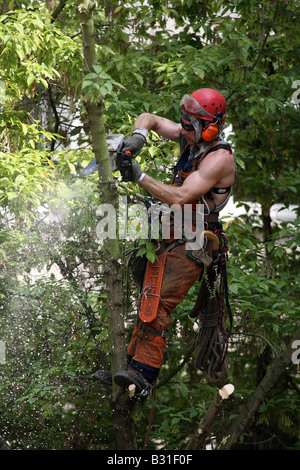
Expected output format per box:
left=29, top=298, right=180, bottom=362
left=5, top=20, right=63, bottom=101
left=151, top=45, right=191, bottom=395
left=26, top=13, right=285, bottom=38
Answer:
left=225, top=215, right=299, bottom=337
left=82, top=64, right=125, bottom=102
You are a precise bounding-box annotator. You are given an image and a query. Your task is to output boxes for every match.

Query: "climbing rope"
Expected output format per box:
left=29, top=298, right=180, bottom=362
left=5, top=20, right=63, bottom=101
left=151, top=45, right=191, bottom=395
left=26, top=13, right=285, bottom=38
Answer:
left=194, top=228, right=232, bottom=383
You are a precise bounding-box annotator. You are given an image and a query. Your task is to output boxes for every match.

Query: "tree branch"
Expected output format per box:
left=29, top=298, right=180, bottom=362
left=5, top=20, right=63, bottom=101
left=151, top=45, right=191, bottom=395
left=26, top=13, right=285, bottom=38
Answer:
left=217, top=328, right=300, bottom=450
left=51, top=0, right=69, bottom=23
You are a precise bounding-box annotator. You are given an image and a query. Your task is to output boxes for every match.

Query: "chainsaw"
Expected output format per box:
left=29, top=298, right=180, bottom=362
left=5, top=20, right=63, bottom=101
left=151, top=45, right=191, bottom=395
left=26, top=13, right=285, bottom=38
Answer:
left=81, top=134, right=134, bottom=182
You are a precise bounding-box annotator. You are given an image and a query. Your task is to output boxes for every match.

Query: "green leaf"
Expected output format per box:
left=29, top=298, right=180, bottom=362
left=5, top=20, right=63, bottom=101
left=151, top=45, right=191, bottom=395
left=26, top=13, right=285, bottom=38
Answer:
left=179, top=381, right=189, bottom=398
left=146, top=251, right=156, bottom=263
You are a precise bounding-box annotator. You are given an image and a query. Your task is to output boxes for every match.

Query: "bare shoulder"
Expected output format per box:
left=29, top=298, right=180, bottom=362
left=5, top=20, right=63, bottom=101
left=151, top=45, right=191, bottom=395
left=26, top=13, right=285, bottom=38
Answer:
left=198, top=147, right=235, bottom=181
left=204, top=147, right=234, bottom=167
left=209, top=147, right=233, bottom=160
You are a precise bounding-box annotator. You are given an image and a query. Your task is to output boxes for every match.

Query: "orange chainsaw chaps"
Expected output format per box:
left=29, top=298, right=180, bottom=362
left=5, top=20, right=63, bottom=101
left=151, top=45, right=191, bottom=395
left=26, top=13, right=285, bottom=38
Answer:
left=128, top=242, right=203, bottom=369
left=139, top=253, right=167, bottom=323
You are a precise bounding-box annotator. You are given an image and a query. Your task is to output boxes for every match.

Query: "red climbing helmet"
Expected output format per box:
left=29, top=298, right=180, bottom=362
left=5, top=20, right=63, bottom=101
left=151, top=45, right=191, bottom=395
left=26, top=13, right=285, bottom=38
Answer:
left=180, top=88, right=227, bottom=123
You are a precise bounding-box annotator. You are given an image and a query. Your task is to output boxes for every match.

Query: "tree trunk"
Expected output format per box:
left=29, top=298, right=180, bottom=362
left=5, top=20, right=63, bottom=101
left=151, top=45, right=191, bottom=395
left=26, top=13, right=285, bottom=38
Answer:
left=261, top=204, right=272, bottom=243
left=261, top=204, right=275, bottom=277
left=79, top=0, right=137, bottom=450
left=217, top=328, right=300, bottom=450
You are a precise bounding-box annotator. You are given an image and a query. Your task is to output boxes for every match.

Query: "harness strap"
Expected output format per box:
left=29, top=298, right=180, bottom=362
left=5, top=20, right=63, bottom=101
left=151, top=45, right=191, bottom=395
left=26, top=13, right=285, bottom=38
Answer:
left=173, top=140, right=222, bottom=184
left=155, top=238, right=186, bottom=255
left=136, top=318, right=169, bottom=339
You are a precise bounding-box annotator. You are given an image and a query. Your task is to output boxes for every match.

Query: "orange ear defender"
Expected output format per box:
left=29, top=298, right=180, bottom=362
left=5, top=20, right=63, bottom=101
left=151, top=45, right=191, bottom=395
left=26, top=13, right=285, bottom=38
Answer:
left=201, top=122, right=219, bottom=141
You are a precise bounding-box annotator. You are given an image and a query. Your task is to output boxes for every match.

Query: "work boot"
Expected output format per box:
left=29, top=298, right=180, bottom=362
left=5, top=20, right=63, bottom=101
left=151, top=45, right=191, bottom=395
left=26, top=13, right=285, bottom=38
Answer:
left=92, top=369, right=112, bottom=386
left=114, top=368, right=153, bottom=398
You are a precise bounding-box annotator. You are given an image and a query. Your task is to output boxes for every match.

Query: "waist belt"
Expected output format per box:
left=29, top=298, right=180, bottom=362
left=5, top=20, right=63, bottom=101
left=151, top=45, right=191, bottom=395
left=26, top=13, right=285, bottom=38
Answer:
left=137, top=318, right=169, bottom=340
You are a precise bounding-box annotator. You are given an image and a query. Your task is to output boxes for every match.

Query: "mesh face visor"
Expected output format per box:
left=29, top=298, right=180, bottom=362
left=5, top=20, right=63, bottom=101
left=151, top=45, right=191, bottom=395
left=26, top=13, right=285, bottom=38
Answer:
left=180, top=111, right=203, bottom=141
left=180, top=94, right=215, bottom=120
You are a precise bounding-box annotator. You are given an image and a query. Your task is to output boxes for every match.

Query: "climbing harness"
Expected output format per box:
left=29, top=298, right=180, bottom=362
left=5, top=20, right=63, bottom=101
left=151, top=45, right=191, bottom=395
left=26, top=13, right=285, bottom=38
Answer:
left=173, top=137, right=234, bottom=216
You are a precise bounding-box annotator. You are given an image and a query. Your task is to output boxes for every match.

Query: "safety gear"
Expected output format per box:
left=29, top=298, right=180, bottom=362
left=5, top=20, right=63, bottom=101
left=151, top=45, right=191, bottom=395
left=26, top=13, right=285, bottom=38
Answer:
left=173, top=135, right=234, bottom=214
left=120, top=133, right=145, bottom=157
left=124, top=126, right=233, bottom=386
left=180, top=111, right=203, bottom=141
left=180, top=89, right=227, bottom=142
left=180, top=118, right=195, bottom=131
left=114, top=368, right=153, bottom=398
left=117, top=134, right=146, bottom=182
left=201, top=121, right=219, bottom=142
left=128, top=242, right=203, bottom=370
left=131, top=128, right=149, bottom=140
left=131, top=159, right=143, bottom=182
left=139, top=253, right=167, bottom=323
left=180, top=88, right=227, bottom=122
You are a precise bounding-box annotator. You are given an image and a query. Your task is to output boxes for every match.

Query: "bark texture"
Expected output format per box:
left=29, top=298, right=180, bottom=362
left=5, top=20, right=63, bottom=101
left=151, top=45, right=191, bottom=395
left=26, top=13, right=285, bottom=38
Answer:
left=79, top=0, right=137, bottom=449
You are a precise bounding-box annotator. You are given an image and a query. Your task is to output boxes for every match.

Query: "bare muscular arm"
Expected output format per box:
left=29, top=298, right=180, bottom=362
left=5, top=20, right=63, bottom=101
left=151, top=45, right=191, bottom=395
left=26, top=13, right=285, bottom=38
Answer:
left=132, top=114, right=235, bottom=207
left=134, top=113, right=181, bottom=141
left=140, top=149, right=234, bottom=206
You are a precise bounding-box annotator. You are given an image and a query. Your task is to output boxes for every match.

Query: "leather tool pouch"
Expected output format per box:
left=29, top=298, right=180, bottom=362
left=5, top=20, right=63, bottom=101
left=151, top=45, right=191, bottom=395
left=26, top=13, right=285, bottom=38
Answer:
left=186, top=230, right=219, bottom=267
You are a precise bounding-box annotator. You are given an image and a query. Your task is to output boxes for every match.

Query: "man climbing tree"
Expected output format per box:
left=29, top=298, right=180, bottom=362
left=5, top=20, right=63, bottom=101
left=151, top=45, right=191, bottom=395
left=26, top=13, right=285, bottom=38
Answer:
left=94, top=88, right=236, bottom=397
